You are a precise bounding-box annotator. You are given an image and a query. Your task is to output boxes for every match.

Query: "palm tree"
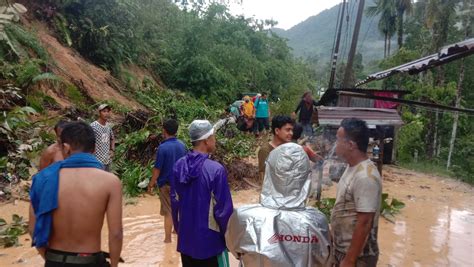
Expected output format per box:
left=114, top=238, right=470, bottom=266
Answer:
left=366, top=0, right=397, bottom=57
left=396, top=0, right=413, bottom=48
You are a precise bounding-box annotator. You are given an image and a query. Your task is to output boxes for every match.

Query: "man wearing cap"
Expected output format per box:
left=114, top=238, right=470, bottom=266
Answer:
left=90, top=104, right=115, bottom=171
left=170, top=120, right=233, bottom=267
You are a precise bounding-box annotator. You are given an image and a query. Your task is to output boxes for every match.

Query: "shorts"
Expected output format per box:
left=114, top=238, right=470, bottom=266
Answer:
left=181, top=250, right=229, bottom=267
left=45, top=249, right=110, bottom=267
left=334, top=250, right=378, bottom=267
left=159, top=184, right=172, bottom=216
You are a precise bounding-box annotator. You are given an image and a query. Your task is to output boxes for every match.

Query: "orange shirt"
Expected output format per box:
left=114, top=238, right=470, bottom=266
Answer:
left=241, top=101, right=255, bottom=118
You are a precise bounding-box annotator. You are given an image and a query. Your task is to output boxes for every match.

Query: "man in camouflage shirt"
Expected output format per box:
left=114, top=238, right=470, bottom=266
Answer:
left=331, top=118, right=382, bottom=267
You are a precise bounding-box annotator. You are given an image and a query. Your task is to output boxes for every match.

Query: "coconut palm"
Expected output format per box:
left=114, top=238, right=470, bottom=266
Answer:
left=366, top=0, right=397, bottom=57
left=396, top=0, right=413, bottom=48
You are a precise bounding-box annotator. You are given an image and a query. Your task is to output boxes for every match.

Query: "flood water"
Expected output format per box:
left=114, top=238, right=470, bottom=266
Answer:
left=0, top=166, right=472, bottom=266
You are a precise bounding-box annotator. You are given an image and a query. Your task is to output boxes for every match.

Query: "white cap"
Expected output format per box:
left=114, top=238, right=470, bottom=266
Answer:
left=189, top=120, right=214, bottom=142
left=97, top=103, right=111, bottom=111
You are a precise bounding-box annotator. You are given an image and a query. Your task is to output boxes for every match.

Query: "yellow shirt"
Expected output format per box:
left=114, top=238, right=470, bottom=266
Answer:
left=241, top=101, right=255, bottom=118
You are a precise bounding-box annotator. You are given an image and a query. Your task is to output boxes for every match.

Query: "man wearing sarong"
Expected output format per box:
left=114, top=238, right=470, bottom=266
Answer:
left=29, top=122, right=123, bottom=267
left=171, top=120, right=233, bottom=267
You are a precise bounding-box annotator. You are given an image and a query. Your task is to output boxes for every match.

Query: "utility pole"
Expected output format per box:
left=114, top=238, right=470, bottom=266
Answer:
left=328, top=0, right=347, bottom=90
left=340, top=0, right=365, bottom=106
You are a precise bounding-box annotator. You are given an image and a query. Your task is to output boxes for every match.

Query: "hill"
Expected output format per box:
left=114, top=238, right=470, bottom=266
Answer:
left=275, top=0, right=390, bottom=64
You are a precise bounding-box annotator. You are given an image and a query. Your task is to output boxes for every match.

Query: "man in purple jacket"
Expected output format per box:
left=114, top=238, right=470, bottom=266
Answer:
left=171, top=120, right=233, bottom=267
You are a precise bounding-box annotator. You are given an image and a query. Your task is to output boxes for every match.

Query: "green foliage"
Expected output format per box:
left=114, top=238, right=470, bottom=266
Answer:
left=0, top=214, right=29, bottom=248
left=115, top=160, right=152, bottom=197
left=32, top=72, right=62, bottom=84
left=0, top=105, right=47, bottom=180
left=380, top=193, right=405, bottom=223
left=396, top=111, right=424, bottom=162
left=135, top=88, right=220, bottom=124
left=113, top=129, right=153, bottom=196
left=44, top=0, right=314, bottom=104
left=26, top=90, right=58, bottom=113
left=315, top=193, right=405, bottom=223
left=0, top=3, right=28, bottom=59
left=63, top=84, right=86, bottom=107
left=399, top=161, right=455, bottom=179
left=314, top=198, right=336, bottom=222
left=4, top=24, right=49, bottom=60
left=215, top=127, right=255, bottom=164
left=54, top=13, right=72, bottom=47
left=451, top=133, right=474, bottom=184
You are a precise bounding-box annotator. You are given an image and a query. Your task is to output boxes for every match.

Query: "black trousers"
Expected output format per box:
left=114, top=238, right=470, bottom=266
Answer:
left=181, top=253, right=218, bottom=267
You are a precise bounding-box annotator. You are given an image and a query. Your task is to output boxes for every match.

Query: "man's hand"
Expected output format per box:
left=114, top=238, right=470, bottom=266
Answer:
left=148, top=168, right=160, bottom=195
left=147, top=182, right=155, bottom=194
left=291, top=112, right=296, bottom=119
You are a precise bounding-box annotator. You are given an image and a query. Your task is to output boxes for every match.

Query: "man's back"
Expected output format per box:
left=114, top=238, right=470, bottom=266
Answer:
left=49, top=168, right=121, bottom=253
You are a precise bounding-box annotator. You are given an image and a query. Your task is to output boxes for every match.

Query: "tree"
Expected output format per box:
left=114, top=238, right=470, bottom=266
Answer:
left=447, top=0, right=471, bottom=169
left=395, top=0, right=413, bottom=48
left=424, top=0, right=458, bottom=158
left=366, top=0, right=397, bottom=58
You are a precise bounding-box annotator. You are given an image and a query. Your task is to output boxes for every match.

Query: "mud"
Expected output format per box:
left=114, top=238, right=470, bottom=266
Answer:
left=0, top=166, right=472, bottom=266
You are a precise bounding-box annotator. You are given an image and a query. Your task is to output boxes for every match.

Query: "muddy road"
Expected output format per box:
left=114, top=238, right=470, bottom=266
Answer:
left=0, top=166, right=472, bottom=266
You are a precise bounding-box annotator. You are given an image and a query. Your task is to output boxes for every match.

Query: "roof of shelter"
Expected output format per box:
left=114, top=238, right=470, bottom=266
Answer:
left=317, top=107, right=403, bottom=126
left=356, top=38, right=474, bottom=86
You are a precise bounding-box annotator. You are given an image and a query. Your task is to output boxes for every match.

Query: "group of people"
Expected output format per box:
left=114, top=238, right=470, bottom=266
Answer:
left=29, top=97, right=382, bottom=267
left=232, top=93, right=271, bottom=136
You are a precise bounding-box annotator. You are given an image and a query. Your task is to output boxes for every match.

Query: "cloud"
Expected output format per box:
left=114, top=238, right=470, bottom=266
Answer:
left=229, top=0, right=341, bottom=30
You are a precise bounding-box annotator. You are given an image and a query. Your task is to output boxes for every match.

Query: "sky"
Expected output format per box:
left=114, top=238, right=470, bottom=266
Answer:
left=229, top=0, right=342, bottom=30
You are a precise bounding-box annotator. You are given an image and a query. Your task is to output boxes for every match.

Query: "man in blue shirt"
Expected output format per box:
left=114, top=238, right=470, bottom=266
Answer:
left=147, top=118, right=187, bottom=243
left=255, top=92, right=270, bottom=136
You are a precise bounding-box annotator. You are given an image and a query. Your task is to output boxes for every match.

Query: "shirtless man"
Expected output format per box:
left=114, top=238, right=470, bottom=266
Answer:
left=39, top=120, right=68, bottom=170
left=29, top=122, right=123, bottom=267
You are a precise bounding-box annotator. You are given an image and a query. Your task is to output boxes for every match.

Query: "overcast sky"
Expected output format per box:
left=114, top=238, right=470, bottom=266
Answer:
left=229, top=0, right=342, bottom=30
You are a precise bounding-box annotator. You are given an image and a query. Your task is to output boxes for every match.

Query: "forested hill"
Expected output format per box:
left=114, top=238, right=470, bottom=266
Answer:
left=274, top=0, right=387, bottom=63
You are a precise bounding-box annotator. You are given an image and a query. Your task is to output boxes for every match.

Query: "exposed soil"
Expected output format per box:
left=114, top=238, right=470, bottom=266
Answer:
left=25, top=21, right=145, bottom=110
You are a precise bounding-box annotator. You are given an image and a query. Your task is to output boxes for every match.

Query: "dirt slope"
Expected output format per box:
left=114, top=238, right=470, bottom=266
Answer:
left=32, top=22, right=145, bottom=110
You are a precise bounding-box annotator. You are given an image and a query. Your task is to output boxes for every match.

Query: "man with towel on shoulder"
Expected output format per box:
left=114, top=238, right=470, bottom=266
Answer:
left=29, top=122, right=123, bottom=267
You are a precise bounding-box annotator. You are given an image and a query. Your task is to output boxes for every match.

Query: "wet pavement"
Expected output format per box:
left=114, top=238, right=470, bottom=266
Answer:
left=0, top=166, right=472, bottom=266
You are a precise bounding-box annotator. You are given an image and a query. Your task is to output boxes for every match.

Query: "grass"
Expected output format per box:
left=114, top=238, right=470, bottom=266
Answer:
left=26, top=90, right=58, bottom=113
left=64, top=84, right=86, bottom=107
left=399, top=161, right=455, bottom=179
left=5, top=24, right=49, bottom=61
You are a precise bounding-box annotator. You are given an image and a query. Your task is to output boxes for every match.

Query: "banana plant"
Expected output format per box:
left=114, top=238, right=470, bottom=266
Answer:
left=0, top=3, right=27, bottom=57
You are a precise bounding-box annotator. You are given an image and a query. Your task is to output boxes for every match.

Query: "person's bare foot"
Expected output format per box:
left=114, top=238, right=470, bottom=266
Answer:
left=164, top=237, right=172, bottom=243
